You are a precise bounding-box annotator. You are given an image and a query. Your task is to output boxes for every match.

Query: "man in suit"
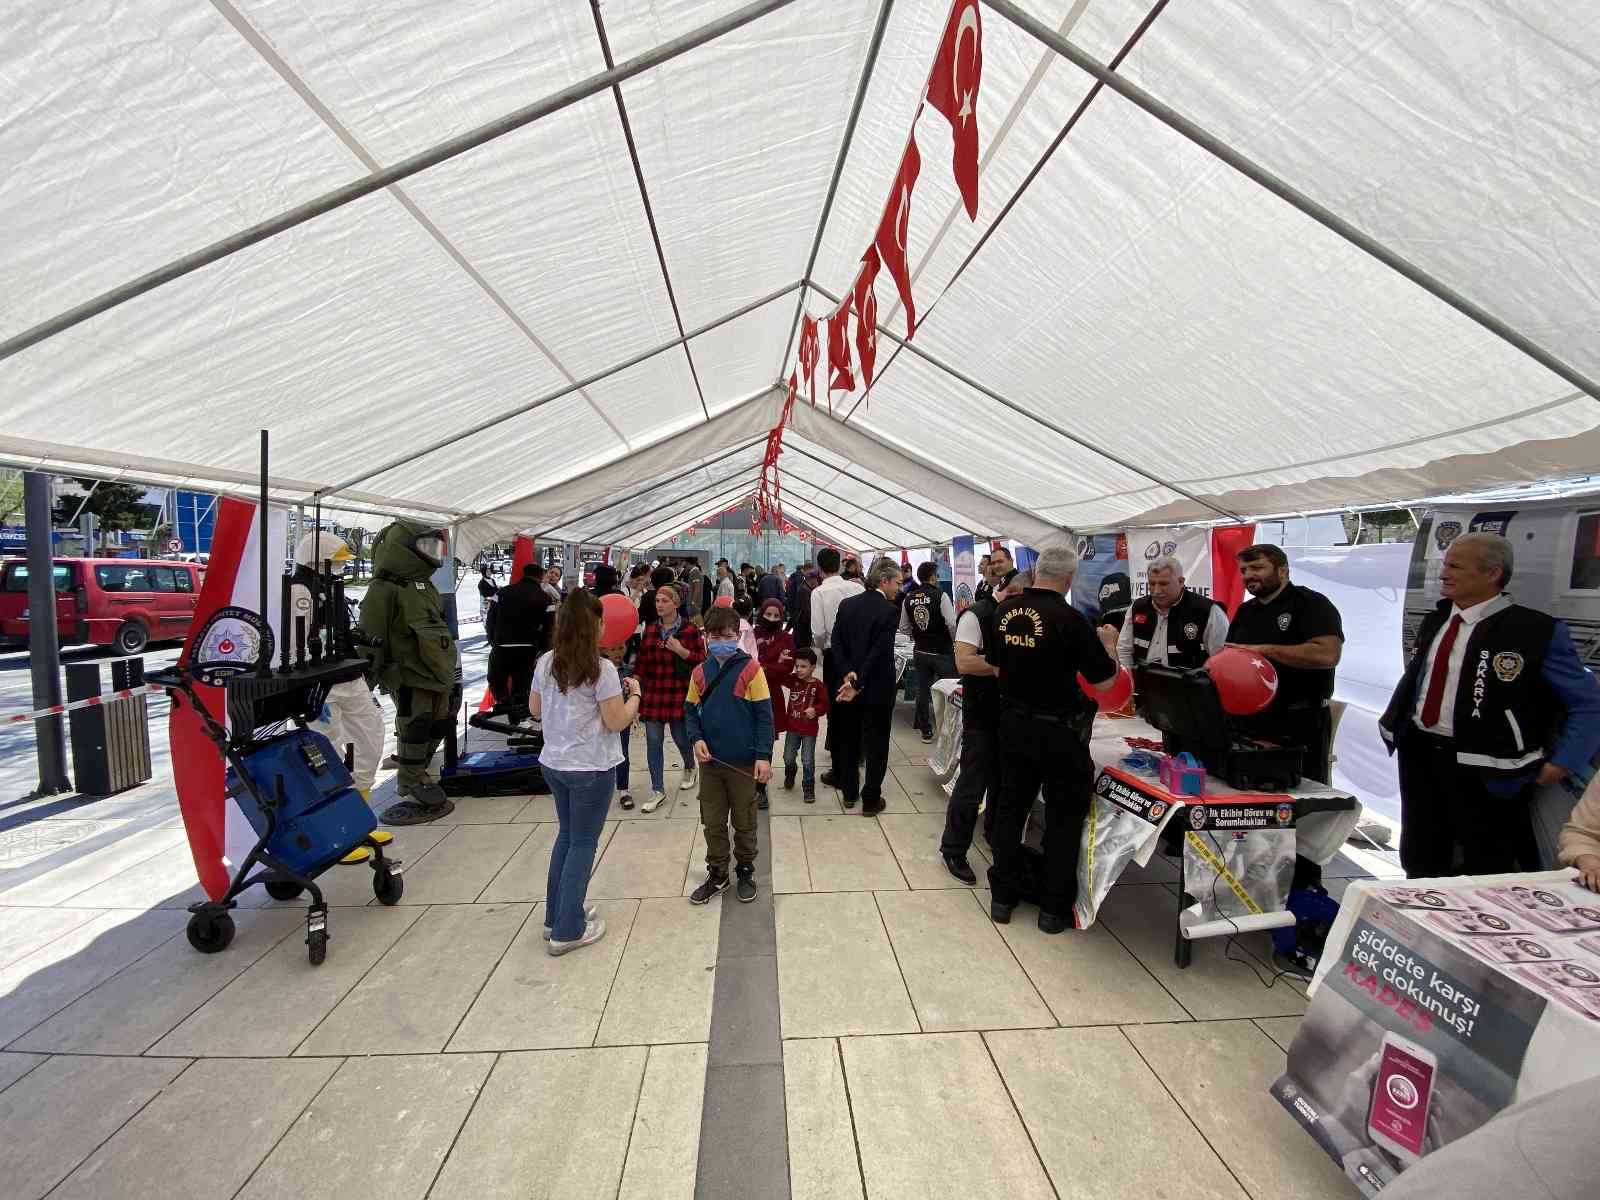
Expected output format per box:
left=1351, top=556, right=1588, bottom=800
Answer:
left=830, top=559, right=905, bottom=814
left=1380, top=531, right=1600, bottom=877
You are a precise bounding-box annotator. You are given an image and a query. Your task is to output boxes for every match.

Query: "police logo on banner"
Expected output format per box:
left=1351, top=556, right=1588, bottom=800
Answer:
left=1277, top=612, right=1292, bottom=632
left=1183, top=622, right=1199, bottom=640
left=1163, top=541, right=1178, bottom=556
left=1435, top=520, right=1463, bottom=551
left=1275, top=802, right=1294, bottom=827
left=1078, top=537, right=1096, bottom=561
left=191, top=605, right=273, bottom=686
left=1493, top=652, right=1524, bottom=682
left=1095, top=773, right=1112, bottom=796
left=1188, top=804, right=1208, bottom=831
left=1148, top=800, right=1168, bottom=822
left=1144, top=541, right=1160, bottom=560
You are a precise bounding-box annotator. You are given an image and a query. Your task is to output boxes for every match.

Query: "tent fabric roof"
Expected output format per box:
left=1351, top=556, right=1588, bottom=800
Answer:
left=4, top=0, right=1598, bottom=556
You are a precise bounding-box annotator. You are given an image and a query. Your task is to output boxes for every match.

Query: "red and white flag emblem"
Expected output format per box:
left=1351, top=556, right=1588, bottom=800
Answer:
left=827, top=305, right=855, bottom=399
left=873, top=132, right=922, bottom=339
left=853, top=249, right=880, bottom=390
left=798, top=315, right=821, bottom=407
left=927, top=0, right=983, bottom=220
left=170, top=496, right=287, bottom=901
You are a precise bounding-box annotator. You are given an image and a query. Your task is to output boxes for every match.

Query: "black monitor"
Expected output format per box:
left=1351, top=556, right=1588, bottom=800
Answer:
left=1133, top=664, right=1233, bottom=754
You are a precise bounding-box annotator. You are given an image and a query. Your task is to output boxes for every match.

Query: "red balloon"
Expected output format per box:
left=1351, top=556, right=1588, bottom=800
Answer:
left=1078, top=666, right=1134, bottom=712
left=1206, top=646, right=1278, bottom=715
left=712, top=596, right=734, bottom=609
left=599, top=593, right=637, bottom=648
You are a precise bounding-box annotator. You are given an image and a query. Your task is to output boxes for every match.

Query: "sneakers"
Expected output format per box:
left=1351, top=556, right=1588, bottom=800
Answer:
left=921, top=728, right=934, bottom=743
left=640, top=791, right=669, bottom=813
left=543, top=904, right=599, bottom=940
left=679, top=769, right=698, bottom=792
left=943, top=855, right=977, bottom=885
left=689, top=870, right=729, bottom=904
left=735, top=866, right=757, bottom=903
left=756, top=785, right=769, bottom=811
left=547, top=917, right=607, bottom=956
left=802, top=787, right=816, bottom=804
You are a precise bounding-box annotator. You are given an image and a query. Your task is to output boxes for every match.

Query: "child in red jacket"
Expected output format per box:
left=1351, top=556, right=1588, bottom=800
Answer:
left=781, top=648, right=830, bottom=802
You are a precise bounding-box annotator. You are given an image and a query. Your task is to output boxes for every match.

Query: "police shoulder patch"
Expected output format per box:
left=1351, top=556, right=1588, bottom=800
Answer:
left=1492, top=651, right=1524, bottom=683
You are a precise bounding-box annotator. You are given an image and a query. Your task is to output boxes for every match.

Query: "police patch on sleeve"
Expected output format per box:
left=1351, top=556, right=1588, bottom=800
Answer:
left=1492, top=651, right=1525, bottom=682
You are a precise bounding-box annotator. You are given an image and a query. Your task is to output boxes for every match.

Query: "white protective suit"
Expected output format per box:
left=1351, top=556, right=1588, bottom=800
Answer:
left=291, top=531, right=386, bottom=797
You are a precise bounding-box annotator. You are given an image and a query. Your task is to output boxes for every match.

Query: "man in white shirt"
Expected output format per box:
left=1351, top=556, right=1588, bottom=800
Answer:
left=1115, top=555, right=1228, bottom=670
left=810, top=546, right=864, bottom=781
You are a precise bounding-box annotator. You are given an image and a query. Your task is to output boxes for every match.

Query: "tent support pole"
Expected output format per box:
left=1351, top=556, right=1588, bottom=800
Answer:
left=778, top=440, right=987, bottom=534
left=982, top=0, right=1600, bottom=408
left=532, top=434, right=769, bottom=539
left=772, top=463, right=944, bottom=545
left=590, top=0, right=712, bottom=421
left=777, top=0, right=898, bottom=376
left=777, top=489, right=921, bottom=549
left=579, top=459, right=770, bottom=544
left=608, top=475, right=764, bottom=548
left=312, top=281, right=801, bottom=503
left=807, top=279, right=1240, bottom=521
left=0, top=0, right=800, bottom=363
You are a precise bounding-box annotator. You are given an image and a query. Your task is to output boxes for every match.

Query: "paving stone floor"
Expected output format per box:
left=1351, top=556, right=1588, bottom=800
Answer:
left=0, top=708, right=1385, bottom=1199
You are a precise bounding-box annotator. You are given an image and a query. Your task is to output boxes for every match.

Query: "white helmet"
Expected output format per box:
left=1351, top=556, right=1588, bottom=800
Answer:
left=294, top=531, right=354, bottom=570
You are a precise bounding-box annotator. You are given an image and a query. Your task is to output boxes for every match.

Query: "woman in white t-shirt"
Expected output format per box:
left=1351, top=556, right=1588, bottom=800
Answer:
left=529, top=590, right=640, bottom=955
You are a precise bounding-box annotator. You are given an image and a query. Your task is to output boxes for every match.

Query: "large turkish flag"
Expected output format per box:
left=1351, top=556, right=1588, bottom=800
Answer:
left=827, top=305, right=855, bottom=400
left=926, top=0, right=983, bottom=220
left=872, top=131, right=921, bottom=339
left=853, top=249, right=880, bottom=390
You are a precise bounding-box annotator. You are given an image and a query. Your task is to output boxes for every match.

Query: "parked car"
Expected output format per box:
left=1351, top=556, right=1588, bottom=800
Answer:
left=0, top=557, right=202, bottom=654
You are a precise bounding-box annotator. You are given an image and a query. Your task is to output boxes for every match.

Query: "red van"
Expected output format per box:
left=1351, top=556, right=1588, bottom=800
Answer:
left=0, top=557, right=202, bottom=655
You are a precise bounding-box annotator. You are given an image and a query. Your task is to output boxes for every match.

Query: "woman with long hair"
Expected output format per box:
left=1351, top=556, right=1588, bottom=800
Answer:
left=528, top=590, right=640, bottom=955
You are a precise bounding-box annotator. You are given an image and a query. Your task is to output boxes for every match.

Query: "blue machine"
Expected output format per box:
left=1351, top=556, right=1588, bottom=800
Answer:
left=226, top=729, right=378, bottom=878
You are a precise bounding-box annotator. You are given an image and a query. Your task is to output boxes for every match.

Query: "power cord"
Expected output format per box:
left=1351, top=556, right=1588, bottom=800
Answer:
left=1185, top=831, right=1309, bottom=992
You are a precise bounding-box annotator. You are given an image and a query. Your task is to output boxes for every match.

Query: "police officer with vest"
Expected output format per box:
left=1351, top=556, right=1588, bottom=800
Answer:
left=1117, top=555, right=1228, bottom=671
left=1380, top=532, right=1600, bottom=878
left=939, top=568, right=1023, bottom=884
left=900, top=561, right=958, bottom=743
left=987, top=545, right=1119, bottom=933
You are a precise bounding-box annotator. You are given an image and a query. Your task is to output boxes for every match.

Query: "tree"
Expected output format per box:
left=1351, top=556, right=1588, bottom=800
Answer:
left=0, top=470, right=23, bottom=526
left=50, top=478, right=155, bottom=532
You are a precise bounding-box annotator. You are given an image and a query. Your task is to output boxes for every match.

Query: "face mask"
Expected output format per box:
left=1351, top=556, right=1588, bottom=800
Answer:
left=707, top=638, right=740, bottom=659
left=759, top=614, right=782, bottom=629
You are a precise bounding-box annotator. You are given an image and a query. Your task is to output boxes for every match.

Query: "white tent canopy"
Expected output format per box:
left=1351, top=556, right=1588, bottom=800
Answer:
left=4, top=0, right=1598, bottom=557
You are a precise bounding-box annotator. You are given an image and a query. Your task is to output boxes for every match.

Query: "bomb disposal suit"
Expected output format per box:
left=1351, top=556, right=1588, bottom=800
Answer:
left=358, top=520, right=459, bottom=823
left=290, top=531, right=385, bottom=797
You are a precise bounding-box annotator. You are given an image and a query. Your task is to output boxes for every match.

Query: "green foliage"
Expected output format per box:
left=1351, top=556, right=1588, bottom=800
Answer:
left=50, top=478, right=156, bottom=532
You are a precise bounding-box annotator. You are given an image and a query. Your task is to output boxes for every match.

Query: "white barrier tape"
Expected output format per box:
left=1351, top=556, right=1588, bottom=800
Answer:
left=4, top=683, right=166, bottom=724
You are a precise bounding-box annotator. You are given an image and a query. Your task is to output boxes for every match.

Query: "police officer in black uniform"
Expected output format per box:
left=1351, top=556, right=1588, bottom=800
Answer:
left=900, top=561, right=959, bottom=743
left=940, top=568, right=1022, bottom=883
left=986, top=545, right=1119, bottom=933
left=1225, top=544, right=1344, bottom=782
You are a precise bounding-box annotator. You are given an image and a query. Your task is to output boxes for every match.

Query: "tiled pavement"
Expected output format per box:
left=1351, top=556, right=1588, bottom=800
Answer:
left=0, top=715, right=1379, bottom=1199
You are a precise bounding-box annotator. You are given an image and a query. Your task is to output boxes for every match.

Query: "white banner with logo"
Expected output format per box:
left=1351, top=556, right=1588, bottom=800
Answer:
left=1127, top=527, right=1213, bottom=600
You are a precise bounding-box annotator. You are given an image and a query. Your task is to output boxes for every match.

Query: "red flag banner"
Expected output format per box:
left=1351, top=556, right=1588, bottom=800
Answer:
left=873, top=132, right=921, bottom=339
left=827, top=305, right=855, bottom=400
left=926, top=0, right=982, bottom=220
left=853, top=249, right=880, bottom=392
left=798, top=316, right=820, bottom=407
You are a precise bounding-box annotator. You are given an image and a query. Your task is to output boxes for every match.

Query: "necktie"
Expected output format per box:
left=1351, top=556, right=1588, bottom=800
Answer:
left=1418, top=614, right=1463, bottom=729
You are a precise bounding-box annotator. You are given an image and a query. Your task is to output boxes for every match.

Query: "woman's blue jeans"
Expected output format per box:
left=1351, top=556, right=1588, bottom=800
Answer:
left=644, top=719, right=693, bottom=791
left=543, top=766, right=614, bottom=942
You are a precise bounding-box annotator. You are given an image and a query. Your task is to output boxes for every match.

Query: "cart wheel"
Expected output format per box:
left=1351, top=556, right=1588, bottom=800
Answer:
left=307, top=928, right=328, bottom=966
left=264, top=880, right=304, bottom=902
left=187, top=912, right=235, bottom=954
left=373, top=869, right=404, bottom=906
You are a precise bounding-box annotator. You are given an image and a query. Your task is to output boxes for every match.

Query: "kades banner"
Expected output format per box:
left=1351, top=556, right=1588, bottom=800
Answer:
left=1274, top=877, right=1600, bottom=1194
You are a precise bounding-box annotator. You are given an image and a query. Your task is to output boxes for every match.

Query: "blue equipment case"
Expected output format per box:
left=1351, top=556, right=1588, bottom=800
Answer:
left=226, top=729, right=378, bottom=878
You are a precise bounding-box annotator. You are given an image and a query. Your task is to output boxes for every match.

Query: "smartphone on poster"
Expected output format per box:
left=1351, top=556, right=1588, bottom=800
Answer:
left=1367, top=1032, right=1437, bottom=1164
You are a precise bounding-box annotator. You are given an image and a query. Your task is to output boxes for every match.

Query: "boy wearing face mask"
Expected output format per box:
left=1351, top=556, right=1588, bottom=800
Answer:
left=685, top=606, right=776, bottom=904
left=752, top=598, right=796, bottom=810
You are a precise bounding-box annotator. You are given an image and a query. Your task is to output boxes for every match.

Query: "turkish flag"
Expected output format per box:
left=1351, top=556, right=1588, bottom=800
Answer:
left=927, top=0, right=982, bottom=220
left=798, top=315, right=820, bottom=406
left=853, top=249, right=880, bottom=390
left=873, top=131, right=921, bottom=339
left=827, top=305, right=855, bottom=400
